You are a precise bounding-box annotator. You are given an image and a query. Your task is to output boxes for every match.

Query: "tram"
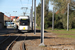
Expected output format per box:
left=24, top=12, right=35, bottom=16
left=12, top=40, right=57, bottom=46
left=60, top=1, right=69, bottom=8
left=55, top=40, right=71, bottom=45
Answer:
left=17, top=16, right=31, bottom=32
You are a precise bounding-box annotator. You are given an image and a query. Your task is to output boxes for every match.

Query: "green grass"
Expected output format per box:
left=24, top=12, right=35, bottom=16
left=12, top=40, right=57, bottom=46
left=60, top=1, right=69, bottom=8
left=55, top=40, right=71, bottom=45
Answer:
left=58, top=35, right=75, bottom=39
left=50, top=30, right=75, bottom=34
left=50, top=29, right=75, bottom=38
left=36, top=26, right=75, bottom=38
left=36, top=26, right=41, bottom=29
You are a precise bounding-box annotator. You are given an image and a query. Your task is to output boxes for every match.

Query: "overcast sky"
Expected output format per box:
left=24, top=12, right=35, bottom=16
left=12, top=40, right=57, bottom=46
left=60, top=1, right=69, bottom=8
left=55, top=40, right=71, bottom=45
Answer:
left=0, top=0, right=53, bottom=17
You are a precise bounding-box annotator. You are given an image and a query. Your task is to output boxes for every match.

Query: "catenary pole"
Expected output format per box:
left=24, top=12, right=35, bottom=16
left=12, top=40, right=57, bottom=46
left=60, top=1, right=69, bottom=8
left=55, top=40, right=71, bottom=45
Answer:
left=52, top=7, right=54, bottom=31
left=67, top=3, right=69, bottom=31
left=34, top=0, right=36, bottom=34
left=30, top=7, right=32, bottom=28
left=32, top=0, right=33, bottom=31
left=39, top=0, right=45, bottom=46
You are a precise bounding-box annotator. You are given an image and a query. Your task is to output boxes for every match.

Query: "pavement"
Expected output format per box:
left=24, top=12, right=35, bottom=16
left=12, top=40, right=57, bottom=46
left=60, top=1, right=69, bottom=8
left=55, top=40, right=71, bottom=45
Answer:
left=24, top=32, right=75, bottom=50
left=24, top=32, right=56, bottom=50
left=12, top=41, right=23, bottom=50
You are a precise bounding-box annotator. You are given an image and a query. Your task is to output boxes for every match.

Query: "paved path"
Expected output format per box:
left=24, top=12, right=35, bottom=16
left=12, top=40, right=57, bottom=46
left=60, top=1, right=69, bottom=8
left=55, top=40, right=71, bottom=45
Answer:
left=12, top=41, right=23, bottom=50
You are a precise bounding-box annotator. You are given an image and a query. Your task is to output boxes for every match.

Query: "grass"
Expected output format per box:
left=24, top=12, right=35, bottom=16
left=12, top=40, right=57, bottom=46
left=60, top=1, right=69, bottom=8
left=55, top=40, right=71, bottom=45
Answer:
left=50, top=30, right=75, bottom=34
left=36, top=26, right=41, bottom=29
left=36, top=26, right=75, bottom=38
left=44, top=28, right=75, bottom=34
left=50, top=29, right=75, bottom=38
left=58, top=35, right=75, bottom=39
left=48, top=29, right=75, bottom=38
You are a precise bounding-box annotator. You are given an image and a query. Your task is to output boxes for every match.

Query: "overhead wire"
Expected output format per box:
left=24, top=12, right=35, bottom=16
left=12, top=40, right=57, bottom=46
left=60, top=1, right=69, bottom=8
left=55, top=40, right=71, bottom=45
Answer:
left=20, top=0, right=29, bottom=15
left=25, top=0, right=30, bottom=15
left=20, top=0, right=23, bottom=6
left=27, top=0, right=29, bottom=15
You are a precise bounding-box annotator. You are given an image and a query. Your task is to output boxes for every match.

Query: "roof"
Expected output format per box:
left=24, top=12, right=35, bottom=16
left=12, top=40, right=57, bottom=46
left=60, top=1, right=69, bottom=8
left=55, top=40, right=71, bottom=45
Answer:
left=10, top=16, right=18, bottom=20
left=0, top=12, right=4, bottom=14
left=4, top=15, right=10, bottom=19
left=10, top=16, right=16, bottom=20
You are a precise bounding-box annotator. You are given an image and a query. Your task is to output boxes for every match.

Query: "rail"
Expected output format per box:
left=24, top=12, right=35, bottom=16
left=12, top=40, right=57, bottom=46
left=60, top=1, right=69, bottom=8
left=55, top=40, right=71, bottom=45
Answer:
left=6, top=35, right=20, bottom=50
left=0, top=36, right=10, bottom=44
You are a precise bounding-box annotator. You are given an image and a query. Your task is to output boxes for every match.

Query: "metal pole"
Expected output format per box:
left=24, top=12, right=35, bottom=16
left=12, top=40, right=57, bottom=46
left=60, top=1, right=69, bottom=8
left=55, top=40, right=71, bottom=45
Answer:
left=23, top=12, right=25, bottom=16
left=30, top=7, right=32, bottom=30
left=52, top=7, right=54, bottom=31
left=34, top=0, right=36, bottom=34
left=10, top=14, right=11, bottom=26
left=67, top=3, right=69, bottom=31
left=32, top=0, right=33, bottom=31
left=30, top=8, right=32, bottom=28
left=39, top=0, right=45, bottom=46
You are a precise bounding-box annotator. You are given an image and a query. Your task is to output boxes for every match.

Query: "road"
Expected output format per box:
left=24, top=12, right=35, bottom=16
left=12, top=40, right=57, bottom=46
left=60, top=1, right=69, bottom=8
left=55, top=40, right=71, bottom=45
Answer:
left=0, top=27, right=26, bottom=50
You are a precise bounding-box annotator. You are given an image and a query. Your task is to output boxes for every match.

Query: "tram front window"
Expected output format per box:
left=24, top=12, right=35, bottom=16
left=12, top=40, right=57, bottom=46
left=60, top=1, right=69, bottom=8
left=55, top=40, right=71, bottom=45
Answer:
left=19, top=19, right=29, bottom=26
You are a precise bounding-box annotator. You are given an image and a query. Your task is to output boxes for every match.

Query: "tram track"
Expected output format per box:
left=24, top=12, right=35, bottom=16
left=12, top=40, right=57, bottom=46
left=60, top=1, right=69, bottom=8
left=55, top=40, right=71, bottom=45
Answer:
left=0, top=36, right=17, bottom=50
left=0, top=32, right=21, bottom=50
left=20, top=33, right=27, bottom=50
left=0, top=31, right=27, bottom=50
left=6, top=34, right=21, bottom=50
left=0, top=36, right=10, bottom=45
left=6, top=33, right=27, bottom=50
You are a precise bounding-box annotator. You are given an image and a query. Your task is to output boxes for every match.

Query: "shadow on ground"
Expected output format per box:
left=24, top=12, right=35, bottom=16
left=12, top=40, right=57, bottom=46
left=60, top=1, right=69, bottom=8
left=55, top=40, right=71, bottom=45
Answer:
left=0, top=35, right=52, bottom=50
left=0, top=28, right=50, bottom=50
left=0, top=28, right=48, bottom=35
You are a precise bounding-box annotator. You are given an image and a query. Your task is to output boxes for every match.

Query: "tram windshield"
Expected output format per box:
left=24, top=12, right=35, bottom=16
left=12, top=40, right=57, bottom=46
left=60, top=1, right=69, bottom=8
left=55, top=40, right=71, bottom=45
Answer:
left=19, top=19, right=29, bottom=26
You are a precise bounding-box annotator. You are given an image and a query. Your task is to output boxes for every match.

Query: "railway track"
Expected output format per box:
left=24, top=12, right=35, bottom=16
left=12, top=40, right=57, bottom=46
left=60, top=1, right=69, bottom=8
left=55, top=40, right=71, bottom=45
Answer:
left=20, top=34, right=27, bottom=50
left=0, top=36, right=10, bottom=45
left=6, top=33, right=27, bottom=50
left=0, top=32, right=27, bottom=50
left=0, top=35, right=17, bottom=50
left=6, top=35, right=20, bottom=50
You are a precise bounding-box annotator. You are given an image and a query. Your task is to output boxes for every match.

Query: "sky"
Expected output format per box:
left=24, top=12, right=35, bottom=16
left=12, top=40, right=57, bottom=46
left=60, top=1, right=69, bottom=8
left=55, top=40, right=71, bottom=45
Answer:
left=0, top=0, right=53, bottom=17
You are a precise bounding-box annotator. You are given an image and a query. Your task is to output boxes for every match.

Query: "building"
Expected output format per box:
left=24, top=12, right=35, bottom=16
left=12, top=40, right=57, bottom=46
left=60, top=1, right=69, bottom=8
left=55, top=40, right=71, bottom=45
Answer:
left=0, top=12, right=4, bottom=29
left=4, top=15, right=10, bottom=21
left=10, top=16, right=18, bottom=20
left=0, top=12, right=14, bottom=29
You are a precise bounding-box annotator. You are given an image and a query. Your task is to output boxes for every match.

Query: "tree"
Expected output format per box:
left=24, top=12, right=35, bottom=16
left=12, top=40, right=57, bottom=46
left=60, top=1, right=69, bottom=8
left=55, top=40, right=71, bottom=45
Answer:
left=36, top=0, right=75, bottom=29
left=36, top=3, right=41, bottom=27
left=36, top=0, right=51, bottom=29
left=49, top=0, right=75, bottom=29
